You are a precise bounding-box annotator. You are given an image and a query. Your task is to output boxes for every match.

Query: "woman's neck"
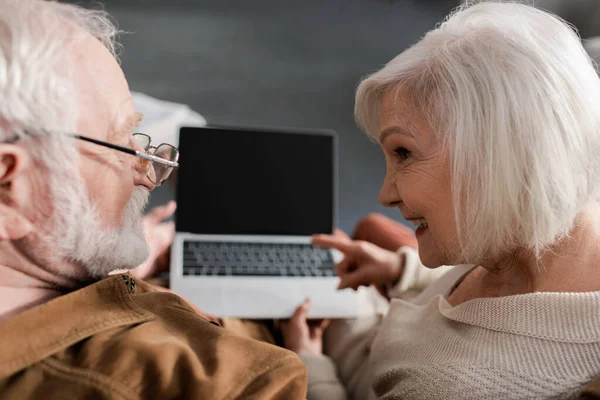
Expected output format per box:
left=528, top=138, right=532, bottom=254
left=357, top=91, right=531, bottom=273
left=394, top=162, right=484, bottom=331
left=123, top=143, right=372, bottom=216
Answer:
left=448, top=204, right=600, bottom=305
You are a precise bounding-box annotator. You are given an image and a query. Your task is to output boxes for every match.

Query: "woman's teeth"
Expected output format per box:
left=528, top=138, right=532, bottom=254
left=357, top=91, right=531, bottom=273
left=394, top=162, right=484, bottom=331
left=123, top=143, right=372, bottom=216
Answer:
left=410, top=218, right=428, bottom=229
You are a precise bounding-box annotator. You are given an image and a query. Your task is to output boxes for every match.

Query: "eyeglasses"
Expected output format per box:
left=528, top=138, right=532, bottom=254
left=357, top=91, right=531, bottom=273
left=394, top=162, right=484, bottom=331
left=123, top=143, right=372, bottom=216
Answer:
left=70, top=133, right=179, bottom=186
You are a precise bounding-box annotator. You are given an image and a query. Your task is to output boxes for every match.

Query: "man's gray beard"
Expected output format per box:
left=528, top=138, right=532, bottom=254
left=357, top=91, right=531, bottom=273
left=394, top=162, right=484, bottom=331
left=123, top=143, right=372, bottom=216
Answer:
left=48, top=169, right=150, bottom=279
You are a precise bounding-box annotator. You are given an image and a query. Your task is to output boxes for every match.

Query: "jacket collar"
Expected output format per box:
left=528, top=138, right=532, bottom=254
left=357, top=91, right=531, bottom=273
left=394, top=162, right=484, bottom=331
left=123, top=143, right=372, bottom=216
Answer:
left=0, top=273, right=153, bottom=377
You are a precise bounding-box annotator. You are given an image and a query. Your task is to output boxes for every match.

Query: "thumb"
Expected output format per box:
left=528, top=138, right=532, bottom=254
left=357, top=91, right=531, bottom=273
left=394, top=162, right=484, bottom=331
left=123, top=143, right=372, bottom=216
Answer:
left=290, top=298, right=311, bottom=327
left=335, top=257, right=354, bottom=278
left=161, top=221, right=176, bottom=237
left=146, top=201, right=177, bottom=223
left=338, top=269, right=371, bottom=290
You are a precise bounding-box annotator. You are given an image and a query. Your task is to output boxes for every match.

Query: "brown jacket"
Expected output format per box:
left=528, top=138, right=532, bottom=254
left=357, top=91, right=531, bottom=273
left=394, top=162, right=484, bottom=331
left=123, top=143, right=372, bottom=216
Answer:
left=0, top=273, right=307, bottom=399
left=580, top=379, right=600, bottom=399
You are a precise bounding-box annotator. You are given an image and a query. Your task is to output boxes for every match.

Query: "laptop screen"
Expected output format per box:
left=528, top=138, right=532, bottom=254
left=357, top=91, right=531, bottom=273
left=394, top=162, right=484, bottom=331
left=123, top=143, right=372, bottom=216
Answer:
left=176, top=126, right=335, bottom=236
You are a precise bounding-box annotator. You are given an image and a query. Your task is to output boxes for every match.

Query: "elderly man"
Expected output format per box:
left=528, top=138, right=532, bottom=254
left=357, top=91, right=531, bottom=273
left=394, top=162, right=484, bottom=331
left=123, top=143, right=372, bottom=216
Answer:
left=0, top=1, right=306, bottom=399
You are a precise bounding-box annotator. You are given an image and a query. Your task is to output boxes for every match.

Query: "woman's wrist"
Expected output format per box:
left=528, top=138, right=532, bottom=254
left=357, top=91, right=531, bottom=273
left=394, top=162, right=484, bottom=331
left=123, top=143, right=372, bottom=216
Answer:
left=381, top=252, right=405, bottom=299
left=389, top=252, right=405, bottom=286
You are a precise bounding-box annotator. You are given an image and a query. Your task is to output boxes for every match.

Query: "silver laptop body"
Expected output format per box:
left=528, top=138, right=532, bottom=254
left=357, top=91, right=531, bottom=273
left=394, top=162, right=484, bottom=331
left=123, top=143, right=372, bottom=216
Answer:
left=170, top=126, right=358, bottom=318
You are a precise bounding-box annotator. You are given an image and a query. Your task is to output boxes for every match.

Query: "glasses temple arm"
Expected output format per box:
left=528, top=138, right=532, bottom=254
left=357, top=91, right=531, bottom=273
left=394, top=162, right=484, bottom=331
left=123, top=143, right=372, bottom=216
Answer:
left=70, top=134, right=138, bottom=156
left=136, top=151, right=179, bottom=168
left=68, top=134, right=179, bottom=168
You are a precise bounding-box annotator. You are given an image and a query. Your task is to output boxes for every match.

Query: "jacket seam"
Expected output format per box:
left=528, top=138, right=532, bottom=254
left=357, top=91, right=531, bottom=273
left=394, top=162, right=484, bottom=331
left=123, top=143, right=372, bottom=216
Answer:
left=222, top=354, right=303, bottom=400
left=117, top=276, right=154, bottom=317
left=41, top=357, right=139, bottom=400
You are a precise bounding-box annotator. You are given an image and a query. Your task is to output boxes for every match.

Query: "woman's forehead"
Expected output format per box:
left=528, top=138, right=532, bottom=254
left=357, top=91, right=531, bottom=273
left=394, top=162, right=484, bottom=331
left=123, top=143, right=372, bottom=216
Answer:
left=379, top=89, right=429, bottom=141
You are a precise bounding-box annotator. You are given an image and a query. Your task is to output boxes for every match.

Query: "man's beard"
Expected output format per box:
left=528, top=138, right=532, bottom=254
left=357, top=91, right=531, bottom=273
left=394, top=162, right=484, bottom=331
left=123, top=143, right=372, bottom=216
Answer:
left=47, top=169, right=150, bottom=279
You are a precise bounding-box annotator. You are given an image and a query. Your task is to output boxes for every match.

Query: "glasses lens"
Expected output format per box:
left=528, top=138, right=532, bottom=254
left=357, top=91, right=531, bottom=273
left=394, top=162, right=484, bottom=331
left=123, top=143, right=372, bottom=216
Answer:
left=133, top=133, right=151, bottom=151
left=152, top=144, right=179, bottom=184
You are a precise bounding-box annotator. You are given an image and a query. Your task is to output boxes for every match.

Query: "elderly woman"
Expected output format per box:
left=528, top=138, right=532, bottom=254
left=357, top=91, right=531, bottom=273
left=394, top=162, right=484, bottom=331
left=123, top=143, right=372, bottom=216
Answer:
left=281, top=1, right=600, bottom=399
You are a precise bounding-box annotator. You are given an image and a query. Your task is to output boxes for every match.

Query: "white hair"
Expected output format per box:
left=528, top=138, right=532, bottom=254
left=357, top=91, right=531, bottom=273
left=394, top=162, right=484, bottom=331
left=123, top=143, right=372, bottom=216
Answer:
left=50, top=168, right=150, bottom=278
left=0, top=1, right=148, bottom=278
left=355, top=0, right=600, bottom=262
left=0, top=0, right=120, bottom=141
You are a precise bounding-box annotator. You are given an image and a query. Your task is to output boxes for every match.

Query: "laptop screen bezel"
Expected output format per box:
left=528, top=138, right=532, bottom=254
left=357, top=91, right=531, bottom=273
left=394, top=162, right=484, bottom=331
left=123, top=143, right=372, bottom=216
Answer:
left=175, top=125, right=338, bottom=236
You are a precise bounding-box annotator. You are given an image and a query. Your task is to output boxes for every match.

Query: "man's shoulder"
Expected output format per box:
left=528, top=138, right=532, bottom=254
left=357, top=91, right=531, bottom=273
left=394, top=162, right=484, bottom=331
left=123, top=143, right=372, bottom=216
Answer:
left=78, top=285, right=306, bottom=399
left=0, top=274, right=306, bottom=399
left=104, top=286, right=298, bottom=364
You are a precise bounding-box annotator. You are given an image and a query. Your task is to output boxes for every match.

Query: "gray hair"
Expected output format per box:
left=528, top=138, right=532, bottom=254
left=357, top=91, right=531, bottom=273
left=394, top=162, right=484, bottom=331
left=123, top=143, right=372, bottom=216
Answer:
left=0, top=1, right=133, bottom=276
left=0, top=0, right=121, bottom=218
left=0, top=0, right=120, bottom=144
left=355, top=1, right=600, bottom=262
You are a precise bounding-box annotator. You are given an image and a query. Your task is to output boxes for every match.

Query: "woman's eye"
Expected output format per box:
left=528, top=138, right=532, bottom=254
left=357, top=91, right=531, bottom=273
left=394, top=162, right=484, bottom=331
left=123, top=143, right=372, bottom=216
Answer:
left=393, top=147, right=411, bottom=162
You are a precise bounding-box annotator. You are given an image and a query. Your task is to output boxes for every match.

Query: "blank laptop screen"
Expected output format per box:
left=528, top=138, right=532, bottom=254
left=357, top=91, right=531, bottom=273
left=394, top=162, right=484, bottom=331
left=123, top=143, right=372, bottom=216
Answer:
left=176, top=127, right=335, bottom=236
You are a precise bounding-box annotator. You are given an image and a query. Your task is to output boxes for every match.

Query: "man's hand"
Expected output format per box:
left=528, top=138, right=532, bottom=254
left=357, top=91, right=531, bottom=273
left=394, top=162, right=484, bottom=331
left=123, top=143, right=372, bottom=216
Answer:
left=281, top=299, right=329, bottom=356
left=131, top=201, right=176, bottom=280
left=312, top=233, right=402, bottom=296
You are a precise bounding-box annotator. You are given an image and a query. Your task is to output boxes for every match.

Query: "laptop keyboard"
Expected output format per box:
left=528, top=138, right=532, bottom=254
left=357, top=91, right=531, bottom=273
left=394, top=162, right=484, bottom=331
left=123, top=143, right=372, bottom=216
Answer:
left=182, top=241, right=335, bottom=277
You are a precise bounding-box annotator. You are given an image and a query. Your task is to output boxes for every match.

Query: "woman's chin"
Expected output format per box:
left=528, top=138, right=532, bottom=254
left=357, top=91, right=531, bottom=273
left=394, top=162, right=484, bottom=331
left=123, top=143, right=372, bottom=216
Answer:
left=417, top=242, right=449, bottom=268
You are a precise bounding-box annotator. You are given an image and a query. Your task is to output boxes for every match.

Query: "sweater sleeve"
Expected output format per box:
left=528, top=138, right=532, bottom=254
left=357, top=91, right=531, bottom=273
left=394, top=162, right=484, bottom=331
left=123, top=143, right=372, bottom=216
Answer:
left=298, top=248, right=453, bottom=400
left=299, top=315, right=383, bottom=400
left=387, top=246, right=454, bottom=299
left=298, top=354, right=347, bottom=400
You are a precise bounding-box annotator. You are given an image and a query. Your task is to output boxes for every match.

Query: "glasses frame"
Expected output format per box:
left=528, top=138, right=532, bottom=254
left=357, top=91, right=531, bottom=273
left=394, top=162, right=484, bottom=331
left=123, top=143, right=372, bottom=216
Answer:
left=4, top=132, right=179, bottom=186
left=69, top=133, right=179, bottom=185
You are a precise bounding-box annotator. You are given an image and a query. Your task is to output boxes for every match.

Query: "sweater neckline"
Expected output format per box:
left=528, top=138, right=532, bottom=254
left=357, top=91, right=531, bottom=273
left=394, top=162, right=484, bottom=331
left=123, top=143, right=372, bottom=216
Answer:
left=435, top=290, right=600, bottom=343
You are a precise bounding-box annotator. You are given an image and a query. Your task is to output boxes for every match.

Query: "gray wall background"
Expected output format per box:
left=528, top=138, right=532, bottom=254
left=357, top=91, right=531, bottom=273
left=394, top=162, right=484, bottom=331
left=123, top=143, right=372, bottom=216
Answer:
left=72, top=0, right=595, bottom=234
left=101, top=0, right=457, bottom=234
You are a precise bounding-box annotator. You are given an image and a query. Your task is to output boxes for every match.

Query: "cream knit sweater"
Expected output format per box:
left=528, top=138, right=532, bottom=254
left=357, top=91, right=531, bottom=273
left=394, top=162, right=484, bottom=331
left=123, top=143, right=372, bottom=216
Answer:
left=300, top=248, right=600, bottom=400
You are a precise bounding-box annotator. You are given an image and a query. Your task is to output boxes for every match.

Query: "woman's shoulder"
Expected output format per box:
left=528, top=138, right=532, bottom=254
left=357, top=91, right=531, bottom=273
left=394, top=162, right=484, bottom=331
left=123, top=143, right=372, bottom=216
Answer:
left=407, top=264, right=476, bottom=306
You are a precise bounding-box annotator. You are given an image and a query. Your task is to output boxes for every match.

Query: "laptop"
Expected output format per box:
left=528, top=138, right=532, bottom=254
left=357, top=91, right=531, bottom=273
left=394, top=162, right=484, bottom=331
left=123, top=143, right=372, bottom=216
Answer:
left=170, top=126, right=359, bottom=318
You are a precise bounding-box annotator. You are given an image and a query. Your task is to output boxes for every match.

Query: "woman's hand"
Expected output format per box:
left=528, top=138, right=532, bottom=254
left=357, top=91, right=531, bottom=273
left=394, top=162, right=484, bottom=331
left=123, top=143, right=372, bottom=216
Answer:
left=281, top=299, right=329, bottom=356
left=131, top=201, right=177, bottom=280
left=312, top=233, right=403, bottom=295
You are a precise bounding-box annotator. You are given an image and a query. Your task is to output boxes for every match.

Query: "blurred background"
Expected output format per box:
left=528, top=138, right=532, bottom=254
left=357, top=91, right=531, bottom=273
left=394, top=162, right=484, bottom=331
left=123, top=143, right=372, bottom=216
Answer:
left=68, top=0, right=599, bottom=234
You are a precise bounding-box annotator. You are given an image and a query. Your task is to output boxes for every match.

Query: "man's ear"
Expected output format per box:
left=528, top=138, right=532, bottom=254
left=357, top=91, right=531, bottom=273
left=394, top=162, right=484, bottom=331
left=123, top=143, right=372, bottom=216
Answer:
left=0, top=144, right=34, bottom=240
left=0, top=144, right=30, bottom=185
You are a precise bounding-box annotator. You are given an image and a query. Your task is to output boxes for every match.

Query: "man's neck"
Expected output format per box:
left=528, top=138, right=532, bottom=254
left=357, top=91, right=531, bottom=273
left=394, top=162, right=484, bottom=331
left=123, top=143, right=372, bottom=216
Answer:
left=0, top=245, right=80, bottom=322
